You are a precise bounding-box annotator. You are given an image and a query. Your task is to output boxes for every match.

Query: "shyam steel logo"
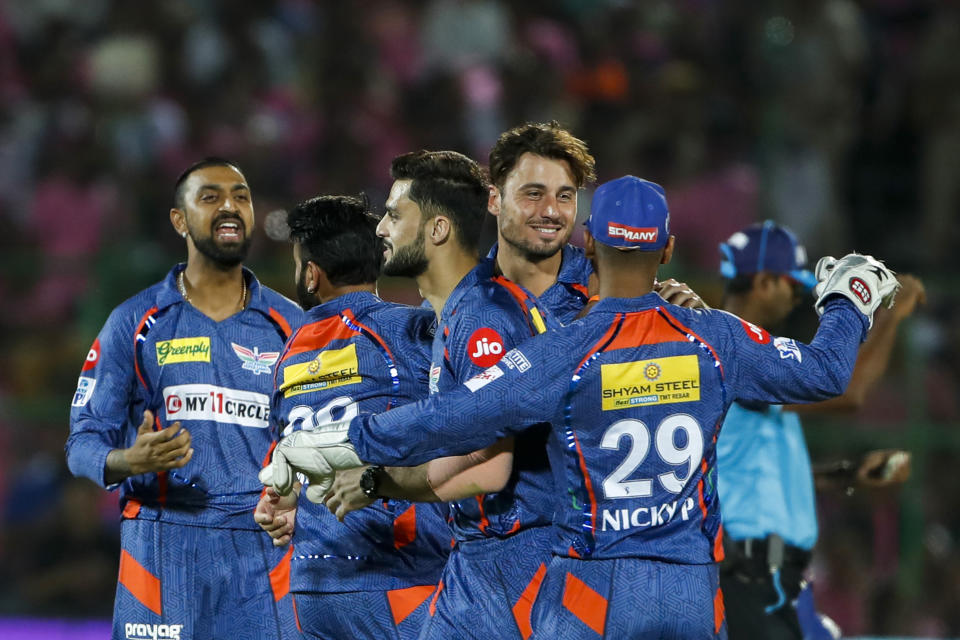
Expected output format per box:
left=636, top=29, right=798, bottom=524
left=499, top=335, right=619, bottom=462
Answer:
left=601, top=355, right=701, bottom=410
left=125, top=622, right=183, bottom=640
left=282, top=343, right=361, bottom=398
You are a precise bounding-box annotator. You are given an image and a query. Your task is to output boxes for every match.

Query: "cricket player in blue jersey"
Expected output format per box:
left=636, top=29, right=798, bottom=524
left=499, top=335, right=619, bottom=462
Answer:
left=485, top=120, right=703, bottom=321
left=252, top=195, right=451, bottom=639
left=66, top=159, right=303, bottom=639
left=484, top=121, right=597, bottom=323
left=266, top=175, right=900, bottom=639
left=715, top=221, right=925, bottom=640
left=284, top=149, right=561, bottom=640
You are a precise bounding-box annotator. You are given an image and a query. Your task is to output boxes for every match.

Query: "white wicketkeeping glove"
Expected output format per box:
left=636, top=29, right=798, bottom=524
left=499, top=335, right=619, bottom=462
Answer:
left=258, top=420, right=360, bottom=503
left=813, top=253, right=900, bottom=329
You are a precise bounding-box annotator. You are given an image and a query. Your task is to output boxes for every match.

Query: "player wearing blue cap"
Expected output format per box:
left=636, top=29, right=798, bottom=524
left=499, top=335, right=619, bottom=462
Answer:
left=67, top=159, right=303, bottom=639
left=715, top=221, right=925, bottom=640
left=264, top=175, right=900, bottom=639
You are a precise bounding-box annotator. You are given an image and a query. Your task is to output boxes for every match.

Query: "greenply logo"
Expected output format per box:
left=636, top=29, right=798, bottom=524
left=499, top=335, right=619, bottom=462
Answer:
left=156, top=337, right=211, bottom=365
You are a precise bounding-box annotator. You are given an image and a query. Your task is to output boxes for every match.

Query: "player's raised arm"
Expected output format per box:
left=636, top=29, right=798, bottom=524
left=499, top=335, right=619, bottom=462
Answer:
left=720, top=253, right=900, bottom=406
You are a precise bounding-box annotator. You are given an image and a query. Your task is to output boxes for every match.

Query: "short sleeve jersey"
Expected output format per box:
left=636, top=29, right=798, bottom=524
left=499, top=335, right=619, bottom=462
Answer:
left=715, top=401, right=817, bottom=549
left=272, top=292, right=450, bottom=593
left=431, top=258, right=560, bottom=542
left=351, top=295, right=867, bottom=564
left=66, top=264, right=304, bottom=529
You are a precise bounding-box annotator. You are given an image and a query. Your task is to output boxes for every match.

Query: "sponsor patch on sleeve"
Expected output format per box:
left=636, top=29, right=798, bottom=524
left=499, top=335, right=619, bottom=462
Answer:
left=465, top=365, right=504, bottom=392
left=466, top=327, right=505, bottom=368
left=601, top=355, right=700, bottom=410
left=72, top=376, right=97, bottom=407
left=773, top=337, right=802, bottom=362
left=82, top=338, right=100, bottom=372
left=429, top=364, right=441, bottom=394
left=502, top=349, right=532, bottom=372
left=281, top=344, right=362, bottom=398
left=156, top=337, right=211, bottom=366
left=740, top=319, right=771, bottom=344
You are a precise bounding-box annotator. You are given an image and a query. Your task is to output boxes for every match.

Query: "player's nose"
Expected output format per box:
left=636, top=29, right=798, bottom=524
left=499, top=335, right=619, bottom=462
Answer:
left=220, top=196, right=239, bottom=213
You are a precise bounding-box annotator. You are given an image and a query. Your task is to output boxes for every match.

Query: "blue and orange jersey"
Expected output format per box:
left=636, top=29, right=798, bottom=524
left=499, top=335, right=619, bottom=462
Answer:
left=272, top=291, right=450, bottom=593
left=349, top=294, right=869, bottom=565
left=487, top=242, right=594, bottom=325
left=66, top=264, right=303, bottom=529
left=430, top=258, right=561, bottom=542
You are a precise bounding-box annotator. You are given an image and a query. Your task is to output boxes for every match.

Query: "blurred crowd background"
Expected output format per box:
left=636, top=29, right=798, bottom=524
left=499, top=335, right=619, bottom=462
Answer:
left=0, top=0, right=958, bottom=636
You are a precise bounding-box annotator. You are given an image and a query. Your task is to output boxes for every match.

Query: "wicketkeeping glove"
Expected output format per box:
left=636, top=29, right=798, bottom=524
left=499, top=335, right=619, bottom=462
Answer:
left=258, top=420, right=361, bottom=503
left=813, top=253, right=899, bottom=329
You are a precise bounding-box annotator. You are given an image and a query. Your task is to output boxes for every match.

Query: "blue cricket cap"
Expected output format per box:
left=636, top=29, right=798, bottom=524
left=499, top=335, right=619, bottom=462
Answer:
left=586, top=175, right=670, bottom=250
left=718, top=220, right=817, bottom=290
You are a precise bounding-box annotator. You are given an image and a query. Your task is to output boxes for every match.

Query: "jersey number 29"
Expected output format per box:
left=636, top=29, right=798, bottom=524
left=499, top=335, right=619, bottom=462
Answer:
left=599, top=414, right=704, bottom=499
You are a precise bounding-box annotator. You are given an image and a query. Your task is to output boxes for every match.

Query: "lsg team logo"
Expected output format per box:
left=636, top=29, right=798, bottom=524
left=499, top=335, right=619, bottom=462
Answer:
left=124, top=622, right=183, bottom=640
left=232, top=342, right=280, bottom=376
left=849, top=277, right=872, bottom=304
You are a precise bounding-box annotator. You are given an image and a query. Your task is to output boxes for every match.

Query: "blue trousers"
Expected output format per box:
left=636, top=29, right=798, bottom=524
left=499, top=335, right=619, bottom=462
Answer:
left=113, top=519, right=298, bottom=640
left=532, top=556, right=726, bottom=639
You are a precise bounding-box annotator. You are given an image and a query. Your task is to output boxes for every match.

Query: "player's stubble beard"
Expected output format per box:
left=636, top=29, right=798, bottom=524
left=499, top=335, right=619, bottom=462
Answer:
left=187, top=213, right=252, bottom=269
left=382, top=224, right=429, bottom=277
left=499, top=206, right=571, bottom=264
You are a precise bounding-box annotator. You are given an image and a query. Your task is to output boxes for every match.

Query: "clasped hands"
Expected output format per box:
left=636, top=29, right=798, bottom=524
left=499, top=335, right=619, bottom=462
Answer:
left=258, top=420, right=361, bottom=503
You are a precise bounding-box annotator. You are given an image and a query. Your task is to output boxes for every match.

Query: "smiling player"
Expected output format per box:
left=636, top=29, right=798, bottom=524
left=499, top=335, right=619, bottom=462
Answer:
left=67, top=158, right=302, bottom=640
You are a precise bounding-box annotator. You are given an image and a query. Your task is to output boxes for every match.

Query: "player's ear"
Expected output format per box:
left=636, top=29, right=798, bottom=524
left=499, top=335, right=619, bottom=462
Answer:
left=488, top=185, right=502, bottom=217
left=429, top=215, right=451, bottom=245
left=583, top=230, right=596, bottom=259
left=307, top=261, right=332, bottom=297
left=660, top=235, right=676, bottom=265
left=170, top=208, right=188, bottom=239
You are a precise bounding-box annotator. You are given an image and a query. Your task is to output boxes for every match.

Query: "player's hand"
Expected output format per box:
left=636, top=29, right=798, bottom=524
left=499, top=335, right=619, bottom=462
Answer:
left=123, top=410, right=193, bottom=475
left=655, top=278, right=709, bottom=309
left=261, top=427, right=362, bottom=502
left=813, top=253, right=899, bottom=328
left=323, top=466, right=375, bottom=522
left=857, top=449, right=911, bottom=487
left=254, top=486, right=299, bottom=547
left=889, top=274, right=926, bottom=320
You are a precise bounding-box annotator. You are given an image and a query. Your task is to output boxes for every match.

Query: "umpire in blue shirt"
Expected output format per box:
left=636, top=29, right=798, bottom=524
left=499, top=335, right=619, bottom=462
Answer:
left=716, top=221, right=925, bottom=640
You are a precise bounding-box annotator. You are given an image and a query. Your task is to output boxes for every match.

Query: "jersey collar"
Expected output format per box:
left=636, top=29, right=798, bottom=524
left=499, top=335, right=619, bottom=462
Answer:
left=487, top=241, right=591, bottom=287
left=158, top=263, right=266, bottom=313
left=588, top=292, right=669, bottom=315
left=306, top=291, right=381, bottom=322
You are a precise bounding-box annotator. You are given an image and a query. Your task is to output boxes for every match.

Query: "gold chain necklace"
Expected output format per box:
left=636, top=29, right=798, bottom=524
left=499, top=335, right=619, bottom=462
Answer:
left=178, top=271, right=247, bottom=310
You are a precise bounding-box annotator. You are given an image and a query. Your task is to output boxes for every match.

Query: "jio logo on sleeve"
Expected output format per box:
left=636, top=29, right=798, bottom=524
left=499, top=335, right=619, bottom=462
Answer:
left=467, top=327, right=505, bottom=368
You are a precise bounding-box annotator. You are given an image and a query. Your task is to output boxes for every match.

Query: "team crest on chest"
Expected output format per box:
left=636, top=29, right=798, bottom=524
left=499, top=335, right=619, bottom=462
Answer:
left=231, top=343, right=280, bottom=375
